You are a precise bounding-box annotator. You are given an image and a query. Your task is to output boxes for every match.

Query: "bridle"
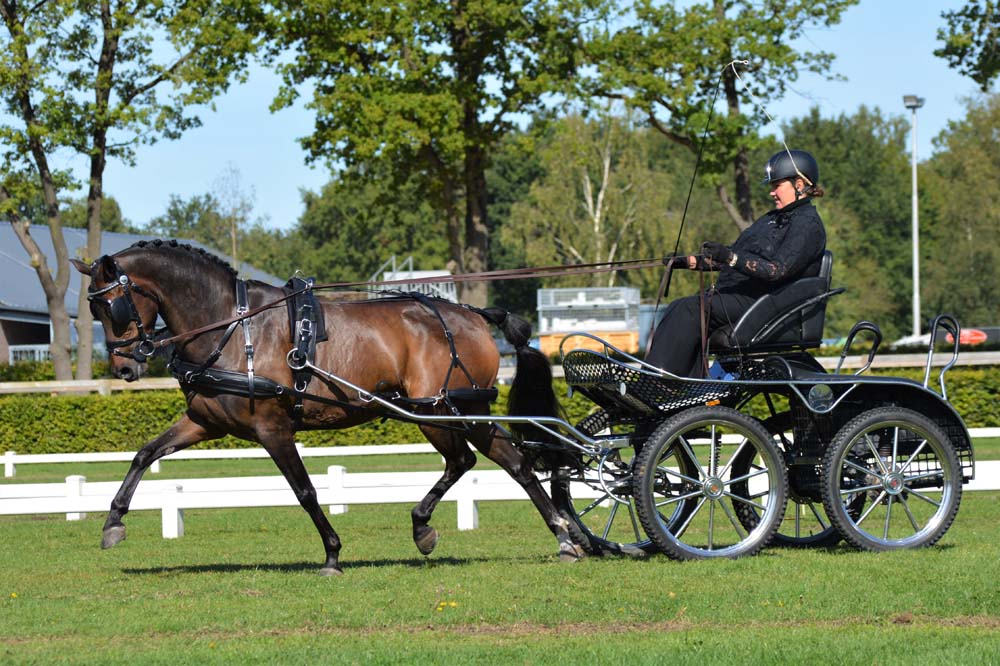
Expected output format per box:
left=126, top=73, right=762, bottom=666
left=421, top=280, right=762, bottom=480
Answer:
left=87, top=260, right=161, bottom=362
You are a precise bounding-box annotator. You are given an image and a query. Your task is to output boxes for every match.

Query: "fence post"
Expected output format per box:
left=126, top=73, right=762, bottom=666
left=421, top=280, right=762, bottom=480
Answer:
left=151, top=460, right=161, bottom=474
left=3, top=451, right=14, bottom=478
left=327, top=465, right=348, bottom=515
left=456, top=475, right=479, bottom=530
left=66, top=475, right=86, bottom=521
left=161, top=484, right=184, bottom=539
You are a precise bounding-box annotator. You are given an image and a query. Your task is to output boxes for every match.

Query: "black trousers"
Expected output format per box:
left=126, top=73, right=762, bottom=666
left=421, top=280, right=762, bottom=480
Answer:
left=645, top=291, right=758, bottom=377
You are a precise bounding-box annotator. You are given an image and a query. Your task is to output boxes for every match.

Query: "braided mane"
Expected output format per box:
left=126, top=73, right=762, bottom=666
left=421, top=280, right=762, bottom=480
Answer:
left=125, top=239, right=237, bottom=277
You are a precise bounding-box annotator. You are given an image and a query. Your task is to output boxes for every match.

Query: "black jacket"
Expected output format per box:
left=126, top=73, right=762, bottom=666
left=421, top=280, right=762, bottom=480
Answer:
left=715, top=197, right=826, bottom=298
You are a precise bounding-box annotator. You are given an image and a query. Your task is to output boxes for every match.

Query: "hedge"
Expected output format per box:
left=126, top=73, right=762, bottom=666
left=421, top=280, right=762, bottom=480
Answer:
left=2, top=369, right=997, bottom=455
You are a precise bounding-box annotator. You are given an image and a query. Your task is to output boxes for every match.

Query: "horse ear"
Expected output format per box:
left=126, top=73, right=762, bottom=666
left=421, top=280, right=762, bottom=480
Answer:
left=70, top=258, right=92, bottom=276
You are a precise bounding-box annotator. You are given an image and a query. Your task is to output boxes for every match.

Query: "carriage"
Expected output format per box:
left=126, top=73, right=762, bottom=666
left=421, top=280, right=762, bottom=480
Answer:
left=76, top=241, right=975, bottom=574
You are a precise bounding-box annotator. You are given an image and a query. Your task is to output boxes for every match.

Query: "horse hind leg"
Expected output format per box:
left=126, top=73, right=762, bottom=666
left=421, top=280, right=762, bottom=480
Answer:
left=469, top=424, right=585, bottom=562
left=412, top=424, right=477, bottom=556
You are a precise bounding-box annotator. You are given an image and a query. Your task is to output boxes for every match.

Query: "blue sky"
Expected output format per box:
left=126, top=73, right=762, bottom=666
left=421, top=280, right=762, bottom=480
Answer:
left=99, top=0, right=984, bottom=233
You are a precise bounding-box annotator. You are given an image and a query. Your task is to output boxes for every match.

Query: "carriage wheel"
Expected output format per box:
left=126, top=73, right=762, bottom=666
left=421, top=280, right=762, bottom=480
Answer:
left=551, top=447, right=659, bottom=557
left=731, top=410, right=842, bottom=548
left=821, top=407, right=962, bottom=551
left=633, top=405, right=787, bottom=560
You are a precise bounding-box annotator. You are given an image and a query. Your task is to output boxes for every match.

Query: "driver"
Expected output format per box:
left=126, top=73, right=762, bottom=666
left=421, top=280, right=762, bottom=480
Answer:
left=645, top=149, right=827, bottom=377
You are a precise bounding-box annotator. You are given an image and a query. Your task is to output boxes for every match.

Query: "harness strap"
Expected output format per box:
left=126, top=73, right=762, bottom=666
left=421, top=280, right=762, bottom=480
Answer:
left=408, top=292, right=482, bottom=417
left=235, top=279, right=256, bottom=414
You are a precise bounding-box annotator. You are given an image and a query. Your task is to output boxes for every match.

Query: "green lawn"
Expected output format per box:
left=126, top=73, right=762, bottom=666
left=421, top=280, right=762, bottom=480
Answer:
left=972, top=437, right=1000, bottom=460
left=1, top=487, right=999, bottom=664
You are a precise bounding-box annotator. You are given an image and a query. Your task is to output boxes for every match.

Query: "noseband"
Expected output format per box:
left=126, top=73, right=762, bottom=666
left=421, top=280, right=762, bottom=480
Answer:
left=87, top=260, right=160, bottom=362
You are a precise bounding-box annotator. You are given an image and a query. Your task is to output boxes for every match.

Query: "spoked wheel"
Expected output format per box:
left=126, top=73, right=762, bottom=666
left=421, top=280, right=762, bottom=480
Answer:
left=551, top=447, right=657, bottom=557
left=737, top=411, right=843, bottom=548
left=633, top=405, right=787, bottom=560
left=821, top=407, right=963, bottom=551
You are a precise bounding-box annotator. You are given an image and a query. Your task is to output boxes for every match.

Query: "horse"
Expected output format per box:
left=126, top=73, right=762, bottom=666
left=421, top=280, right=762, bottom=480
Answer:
left=72, top=239, right=582, bottom=575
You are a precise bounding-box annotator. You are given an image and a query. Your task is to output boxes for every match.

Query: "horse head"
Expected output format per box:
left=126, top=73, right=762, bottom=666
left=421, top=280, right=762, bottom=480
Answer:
left=73, top=253, right=161, bottom=382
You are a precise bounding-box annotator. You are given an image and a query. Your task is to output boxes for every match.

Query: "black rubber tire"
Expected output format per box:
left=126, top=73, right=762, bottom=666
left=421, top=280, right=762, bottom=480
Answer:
left=633, top=405, right=787, bottom=560
left=821, top=407, right=962, bottom=552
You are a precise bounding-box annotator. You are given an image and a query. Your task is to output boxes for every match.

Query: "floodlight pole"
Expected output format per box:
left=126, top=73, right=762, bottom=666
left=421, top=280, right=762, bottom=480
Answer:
left=903, top=95, right=925, bottom=338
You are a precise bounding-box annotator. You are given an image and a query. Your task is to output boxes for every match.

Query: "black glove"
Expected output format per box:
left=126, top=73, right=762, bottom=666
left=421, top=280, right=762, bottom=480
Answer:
left=663, top=255, right=690, bottom=269
left=701, top=241, right=733, bottom=266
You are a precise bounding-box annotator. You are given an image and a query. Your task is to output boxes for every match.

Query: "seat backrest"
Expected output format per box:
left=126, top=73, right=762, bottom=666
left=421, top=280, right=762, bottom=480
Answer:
left=710, top=250, right=837, bottom=352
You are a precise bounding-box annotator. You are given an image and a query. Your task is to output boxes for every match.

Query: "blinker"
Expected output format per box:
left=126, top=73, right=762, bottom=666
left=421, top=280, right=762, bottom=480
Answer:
left=110, top=296, right=133, bottom=329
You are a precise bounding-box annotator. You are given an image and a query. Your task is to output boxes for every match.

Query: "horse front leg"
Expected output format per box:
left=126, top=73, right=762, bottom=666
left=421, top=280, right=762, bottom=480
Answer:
left=412, top=425, right=477, bottom=556
left=469, top=424, right=585, bottom=562
left=259, top=429, right=343, bottom=576
left=102, top=414, right=213, bottom=549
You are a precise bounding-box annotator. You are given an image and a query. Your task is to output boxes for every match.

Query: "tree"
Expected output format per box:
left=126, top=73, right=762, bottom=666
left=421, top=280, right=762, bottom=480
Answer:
left=266, top=0, right=609, bottom=306
left=61, top=196, right=135, bottom=233
left=213, top=163, right=256, bottom=269
left=780, top=106, right=912, bottom=338
left=293, top=166, right=449, bottom=283
left=922, top=92, right=1000, bottom=326
left=584, top=0, right=858, bottom=232
left=147, top=193, right=229, bottom=249
left=503, top=112, right=673, bottom=294
left=0, top=1, right=260, bottom=379
left=936, top=1, right=1000, bottom=91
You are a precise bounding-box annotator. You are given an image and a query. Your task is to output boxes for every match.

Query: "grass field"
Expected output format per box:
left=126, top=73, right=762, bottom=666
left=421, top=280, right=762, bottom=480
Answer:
left=2, top=449, right=1000, bottom=665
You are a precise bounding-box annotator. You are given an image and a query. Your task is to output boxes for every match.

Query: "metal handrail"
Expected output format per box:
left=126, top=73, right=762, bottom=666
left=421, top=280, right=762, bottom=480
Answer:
left=924, top=314, right=961, bottom=400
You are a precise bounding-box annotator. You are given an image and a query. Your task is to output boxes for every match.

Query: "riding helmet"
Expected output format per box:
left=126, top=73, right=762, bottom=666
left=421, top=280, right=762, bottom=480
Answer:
left=762, top=149, right=819, bottom=186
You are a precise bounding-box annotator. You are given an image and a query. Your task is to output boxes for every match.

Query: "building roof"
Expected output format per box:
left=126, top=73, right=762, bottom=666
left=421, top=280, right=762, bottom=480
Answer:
left=0, top=222, right=283, bottom=320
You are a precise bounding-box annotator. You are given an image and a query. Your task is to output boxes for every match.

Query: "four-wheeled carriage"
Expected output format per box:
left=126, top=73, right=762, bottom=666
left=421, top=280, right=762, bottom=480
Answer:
left=539, top=250, right=973, bottom=558
left=549, top=313, right=974, bottom=559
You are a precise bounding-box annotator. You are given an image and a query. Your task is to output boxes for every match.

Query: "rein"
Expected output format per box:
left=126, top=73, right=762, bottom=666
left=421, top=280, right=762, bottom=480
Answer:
left=100, top=254, right=668, bottom=355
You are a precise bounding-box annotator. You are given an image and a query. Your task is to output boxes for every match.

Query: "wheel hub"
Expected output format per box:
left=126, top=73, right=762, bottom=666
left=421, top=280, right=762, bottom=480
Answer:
left=882, top=472, right=906, bottom=495
left=703, top=476, right=726, bottom=499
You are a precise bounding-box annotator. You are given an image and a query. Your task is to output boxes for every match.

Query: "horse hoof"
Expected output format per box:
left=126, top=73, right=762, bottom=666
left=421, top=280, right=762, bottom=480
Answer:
left=319, top=566, right=343, bottom=577
left=559, top=542, right=584, bottom=562
left=415, top=526, right=439, bottom=556
left=101, top=525, right=126, bottom=549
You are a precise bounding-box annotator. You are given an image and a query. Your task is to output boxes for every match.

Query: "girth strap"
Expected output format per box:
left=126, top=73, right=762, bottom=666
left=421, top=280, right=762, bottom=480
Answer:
left=283, top=277, right=327, bottom=420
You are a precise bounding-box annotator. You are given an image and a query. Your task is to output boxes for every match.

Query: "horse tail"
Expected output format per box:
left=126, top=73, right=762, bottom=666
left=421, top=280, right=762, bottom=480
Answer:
left=476, top=307, right=564, bottom=441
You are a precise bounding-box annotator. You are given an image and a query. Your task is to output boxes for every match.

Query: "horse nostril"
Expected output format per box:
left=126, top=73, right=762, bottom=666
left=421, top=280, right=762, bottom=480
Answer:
left=117, top=367, right=135, bottom=382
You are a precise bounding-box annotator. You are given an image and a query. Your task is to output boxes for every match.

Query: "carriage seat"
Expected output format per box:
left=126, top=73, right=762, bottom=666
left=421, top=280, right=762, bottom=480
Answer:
left=708, top=250, right=843, bottom=354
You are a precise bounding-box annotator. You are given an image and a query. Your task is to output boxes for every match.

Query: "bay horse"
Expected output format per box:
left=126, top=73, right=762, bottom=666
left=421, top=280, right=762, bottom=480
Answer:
left=72, top=240, right=581, bottom=575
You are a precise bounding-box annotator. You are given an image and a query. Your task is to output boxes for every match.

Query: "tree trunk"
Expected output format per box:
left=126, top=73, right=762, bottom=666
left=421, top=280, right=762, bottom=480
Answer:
left=461, top=142, right=489, bottom=307
left=75, top=1, right=121, bottom=379
left=9, top=217, right=74, bottom=379
left=721, top=51, right=754, bottom=229
left=76, top=157, right=106, bottom=381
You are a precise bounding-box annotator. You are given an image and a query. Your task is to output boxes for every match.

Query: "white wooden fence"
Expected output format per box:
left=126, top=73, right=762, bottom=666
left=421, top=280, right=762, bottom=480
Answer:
left=3, top=433, right=1000, bottom=540
left=0, top=466, right=550, bottom=536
